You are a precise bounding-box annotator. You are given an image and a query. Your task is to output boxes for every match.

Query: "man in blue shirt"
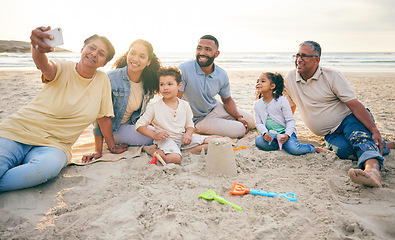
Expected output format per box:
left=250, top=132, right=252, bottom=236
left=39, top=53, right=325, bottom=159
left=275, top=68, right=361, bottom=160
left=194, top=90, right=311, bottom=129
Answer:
left=178, top=35, right=254, bottom=138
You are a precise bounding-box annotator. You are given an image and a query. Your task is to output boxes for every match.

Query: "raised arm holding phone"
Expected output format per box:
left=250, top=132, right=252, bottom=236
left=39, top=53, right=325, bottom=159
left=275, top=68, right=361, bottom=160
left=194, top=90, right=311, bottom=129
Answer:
left=0, top=26, right=125, bottom=193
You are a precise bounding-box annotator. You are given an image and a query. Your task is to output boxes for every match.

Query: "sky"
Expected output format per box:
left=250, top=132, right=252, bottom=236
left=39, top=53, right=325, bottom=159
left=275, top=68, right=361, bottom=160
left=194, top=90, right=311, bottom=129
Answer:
left=1, top=0, right=394, bottom=54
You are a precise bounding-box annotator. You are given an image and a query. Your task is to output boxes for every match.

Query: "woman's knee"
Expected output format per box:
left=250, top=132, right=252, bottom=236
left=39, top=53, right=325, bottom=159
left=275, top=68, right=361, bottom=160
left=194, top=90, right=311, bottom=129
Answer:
left=0, top=138, right=30, bottom=176
left=114, top=124, right=154, bottom=146
left=28, top=147, right=67, bottom=177
left=0, top=148, right=67, bottom=192
left=131, top=136, right=154, bottom=146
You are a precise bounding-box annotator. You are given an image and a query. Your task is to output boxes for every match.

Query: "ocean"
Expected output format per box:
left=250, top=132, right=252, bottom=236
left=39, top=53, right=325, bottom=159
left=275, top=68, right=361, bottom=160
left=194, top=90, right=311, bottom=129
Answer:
left=0, top=51, right=394, bottom=73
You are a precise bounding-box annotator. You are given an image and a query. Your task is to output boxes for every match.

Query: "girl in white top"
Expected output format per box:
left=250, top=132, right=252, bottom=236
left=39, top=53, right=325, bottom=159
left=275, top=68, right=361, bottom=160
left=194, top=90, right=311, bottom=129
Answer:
left=136, top=67, right=210, bottom=164
left=254, top=72, right=327, bottom=155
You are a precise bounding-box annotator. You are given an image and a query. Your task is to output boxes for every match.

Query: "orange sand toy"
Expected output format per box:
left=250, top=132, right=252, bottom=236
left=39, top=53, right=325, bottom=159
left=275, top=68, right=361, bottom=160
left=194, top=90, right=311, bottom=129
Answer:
left=230, top=182, right=297, bottom=202
left=233, top=146, right=246, bottom=152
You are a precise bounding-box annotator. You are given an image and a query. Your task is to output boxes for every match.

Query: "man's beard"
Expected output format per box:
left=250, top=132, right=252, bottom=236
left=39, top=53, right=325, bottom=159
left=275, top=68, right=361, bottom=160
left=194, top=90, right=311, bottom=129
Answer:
left=196, top=54, right=215, bottom=67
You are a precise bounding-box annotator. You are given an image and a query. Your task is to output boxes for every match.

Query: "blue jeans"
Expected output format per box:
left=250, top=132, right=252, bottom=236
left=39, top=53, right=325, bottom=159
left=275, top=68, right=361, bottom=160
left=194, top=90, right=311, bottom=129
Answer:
left=324, top=112, right=389, bottom=169
left=255, top=132, right=315, bottom=156
left=0, top=137, right=67, bottom=193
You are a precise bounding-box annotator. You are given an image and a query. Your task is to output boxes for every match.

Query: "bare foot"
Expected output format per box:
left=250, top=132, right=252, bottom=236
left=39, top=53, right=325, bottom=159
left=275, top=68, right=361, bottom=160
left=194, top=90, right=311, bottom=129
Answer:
left=348, top=168, right=382, bottom=187
left=386, top=141, right=395, bottom=149
left=316, top=147, right=329, bottom=153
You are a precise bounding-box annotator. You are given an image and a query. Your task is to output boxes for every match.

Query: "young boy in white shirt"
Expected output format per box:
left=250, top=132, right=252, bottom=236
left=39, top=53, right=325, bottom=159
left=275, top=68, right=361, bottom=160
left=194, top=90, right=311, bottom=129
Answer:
left=136, top=66, right=210, bottom=164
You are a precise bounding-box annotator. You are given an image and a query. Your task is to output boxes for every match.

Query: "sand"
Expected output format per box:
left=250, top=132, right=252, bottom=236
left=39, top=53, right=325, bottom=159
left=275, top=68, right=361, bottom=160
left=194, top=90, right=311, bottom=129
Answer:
left=0, top=69, right=394, bottom=239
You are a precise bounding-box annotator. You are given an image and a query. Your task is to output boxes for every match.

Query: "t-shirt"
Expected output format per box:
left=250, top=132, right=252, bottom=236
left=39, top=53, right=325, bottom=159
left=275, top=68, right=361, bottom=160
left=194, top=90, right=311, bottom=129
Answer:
left=0, top=59, right=114, bottom=162
left=285, top=66, right=356, bottom=136
left=120, top=80, right=143, bottom=124
left=178, top=60, right=231, bottom=123
left=135, top=98, right=194, bottom=142
left=266, top=115, right=286, bottom=134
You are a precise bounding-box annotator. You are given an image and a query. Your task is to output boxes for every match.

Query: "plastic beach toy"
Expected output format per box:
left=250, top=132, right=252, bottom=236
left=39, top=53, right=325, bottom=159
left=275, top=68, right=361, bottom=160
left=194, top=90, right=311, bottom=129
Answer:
left=199, top=189, right=242, bottom=211
left=149, top=152, right=166, bottom=166
left=149, top=156, right=157, bottom=165
left=230, top=182, right=297, bottom=202
left=277, top=134, right=286, bottom=150
left=233, top=146, right=246, bottom=152
left=153, top=152, right=166, bottom=166
left=268, top=130, right=277, bottom=145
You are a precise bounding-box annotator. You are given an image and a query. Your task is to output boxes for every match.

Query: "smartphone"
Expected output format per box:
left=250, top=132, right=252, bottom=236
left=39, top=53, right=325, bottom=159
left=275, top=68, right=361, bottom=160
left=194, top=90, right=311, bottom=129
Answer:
left=43, top=27, right=64, bottom=47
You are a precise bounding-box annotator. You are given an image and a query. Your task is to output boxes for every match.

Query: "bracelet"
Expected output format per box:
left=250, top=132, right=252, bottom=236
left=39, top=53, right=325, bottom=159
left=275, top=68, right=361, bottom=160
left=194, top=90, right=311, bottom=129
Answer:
left=107, top=146, right=117, bottom=151
left=236, top=115, right=243, bottom=120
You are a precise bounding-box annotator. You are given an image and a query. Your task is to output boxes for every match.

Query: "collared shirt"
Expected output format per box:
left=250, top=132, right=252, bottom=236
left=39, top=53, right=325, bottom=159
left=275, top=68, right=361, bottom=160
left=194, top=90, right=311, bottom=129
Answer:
left=254, top=96, right=296, bottom=137
left=93, top=66, right=154, bottom=136
left=178, top=59, right=231, bottom=123
left=285, top=66, right=356, bottom=136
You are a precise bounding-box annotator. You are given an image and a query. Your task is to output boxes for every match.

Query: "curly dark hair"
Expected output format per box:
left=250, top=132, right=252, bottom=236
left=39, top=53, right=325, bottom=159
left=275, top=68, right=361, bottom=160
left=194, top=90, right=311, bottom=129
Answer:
left=112, top=39, right=161, bottom=95
left=157, top=66, right=182, bottom=84
left=256, top=72, right=284, bottom=100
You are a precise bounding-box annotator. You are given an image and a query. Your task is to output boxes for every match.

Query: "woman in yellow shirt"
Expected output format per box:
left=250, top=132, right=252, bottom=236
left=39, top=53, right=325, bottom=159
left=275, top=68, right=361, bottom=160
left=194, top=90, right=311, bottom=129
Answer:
left=0, top=26, right=126, bottom=193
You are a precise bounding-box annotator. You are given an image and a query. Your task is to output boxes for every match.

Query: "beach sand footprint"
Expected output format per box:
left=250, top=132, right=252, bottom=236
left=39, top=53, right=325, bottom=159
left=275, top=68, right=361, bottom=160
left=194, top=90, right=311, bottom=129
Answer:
left=329, top=177, right=395, bottom=239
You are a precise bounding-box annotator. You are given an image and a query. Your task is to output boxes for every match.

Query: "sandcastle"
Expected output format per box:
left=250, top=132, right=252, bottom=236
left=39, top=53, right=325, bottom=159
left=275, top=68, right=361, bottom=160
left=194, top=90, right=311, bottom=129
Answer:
left=205, top=138, right=237, bottom=176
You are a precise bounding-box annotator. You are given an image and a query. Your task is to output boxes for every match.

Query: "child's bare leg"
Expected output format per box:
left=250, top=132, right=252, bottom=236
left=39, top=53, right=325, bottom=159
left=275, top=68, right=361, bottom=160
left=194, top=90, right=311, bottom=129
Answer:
left=143, top=144, right=159, bottom=156
left=315, top=147, right=329, bottom=153
left=181, top=136, right=213, bottom=154
left=145, top=145, right=181, bottom=164
left=182, top=144, right=208, bottom=154
left=163, top=153, right=181, bottom=164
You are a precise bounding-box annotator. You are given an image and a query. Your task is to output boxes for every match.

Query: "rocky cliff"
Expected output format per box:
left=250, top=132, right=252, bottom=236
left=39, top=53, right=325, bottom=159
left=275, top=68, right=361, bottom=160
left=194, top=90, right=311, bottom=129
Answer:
left=0, top=40, right=70, bottom=53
